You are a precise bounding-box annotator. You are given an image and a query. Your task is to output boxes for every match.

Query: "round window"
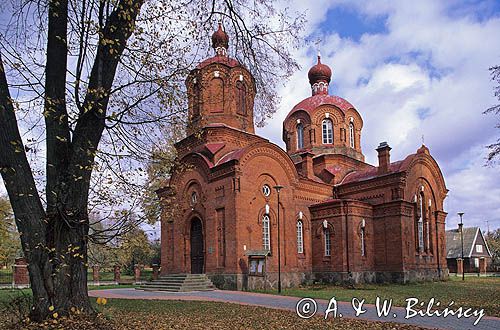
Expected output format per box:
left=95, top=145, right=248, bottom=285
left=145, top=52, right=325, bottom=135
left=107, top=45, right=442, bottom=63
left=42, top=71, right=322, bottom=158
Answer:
left=262, top=184, right=271, bottom=197
left=191, top=191, right=198, bottom=205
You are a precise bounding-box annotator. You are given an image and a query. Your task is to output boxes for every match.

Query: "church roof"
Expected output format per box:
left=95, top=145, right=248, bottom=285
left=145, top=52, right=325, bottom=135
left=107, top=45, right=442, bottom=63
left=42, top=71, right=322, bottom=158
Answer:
left=196, top=55, right=240, bottom=69
left=285, top=94, right=355, bottom=122
left=340, top=153, right=417, bottom=184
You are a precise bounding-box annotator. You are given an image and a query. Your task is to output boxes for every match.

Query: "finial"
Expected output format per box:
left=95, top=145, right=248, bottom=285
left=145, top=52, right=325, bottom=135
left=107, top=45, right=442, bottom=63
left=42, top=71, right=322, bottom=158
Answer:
left=314, top=38, right=322, bottom=62
left=421, top=134, right=425, bottom=145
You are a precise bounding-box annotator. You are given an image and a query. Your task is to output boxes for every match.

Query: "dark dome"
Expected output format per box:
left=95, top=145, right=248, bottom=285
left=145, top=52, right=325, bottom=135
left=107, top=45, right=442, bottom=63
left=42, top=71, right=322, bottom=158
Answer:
left=212, top=23, right=229, bottom=50
left=308, top=55, right=332, bottom=85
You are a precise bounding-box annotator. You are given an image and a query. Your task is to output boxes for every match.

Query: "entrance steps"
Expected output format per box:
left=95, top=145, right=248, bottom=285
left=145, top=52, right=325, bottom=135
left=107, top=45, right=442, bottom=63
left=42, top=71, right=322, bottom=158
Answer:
left=137, top=274, right=215, bottom=292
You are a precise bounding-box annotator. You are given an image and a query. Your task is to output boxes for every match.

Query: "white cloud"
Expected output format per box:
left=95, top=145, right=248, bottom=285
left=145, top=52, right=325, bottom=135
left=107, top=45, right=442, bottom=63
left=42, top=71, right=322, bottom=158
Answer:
left=258, top=0, right=500, bottom=231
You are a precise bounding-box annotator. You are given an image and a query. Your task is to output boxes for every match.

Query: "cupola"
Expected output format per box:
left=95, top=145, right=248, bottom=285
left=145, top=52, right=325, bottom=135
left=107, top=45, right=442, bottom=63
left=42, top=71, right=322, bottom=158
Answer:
left=308, top=53, right=332, bottom=95
left=185, top=23, right=256, bottom=135
left=212, top=22, right=229, bottom=56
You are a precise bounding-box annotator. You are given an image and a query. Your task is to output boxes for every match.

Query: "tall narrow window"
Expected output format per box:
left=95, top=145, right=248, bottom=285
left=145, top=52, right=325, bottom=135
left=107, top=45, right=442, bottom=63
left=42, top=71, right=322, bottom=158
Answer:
left=236, top=81, right=246, bottom=115
left=209, top=78, right=224, bottom=113
left=361, top=226, right=366, bottom=257
left=349, top=122, right=355, bottom=148
left=324, top=228, right=331, bottom=256
left=262, top=215, right=270, bottom=251
left=426, top=208, right=430, bottom=252
left=296, top=123, right=304, bottom=149
left=192, top=85, right=201, bottom=117
left=322, top=119, right=333, bottom=144
left=297, top=220, right=304, bottom=254
left=418, top=193, right=424, bottom=252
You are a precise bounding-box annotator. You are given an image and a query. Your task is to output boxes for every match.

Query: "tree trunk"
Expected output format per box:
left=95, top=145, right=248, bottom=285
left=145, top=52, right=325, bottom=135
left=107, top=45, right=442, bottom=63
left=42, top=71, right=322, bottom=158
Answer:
left=0, top=0, right=144, bottom=322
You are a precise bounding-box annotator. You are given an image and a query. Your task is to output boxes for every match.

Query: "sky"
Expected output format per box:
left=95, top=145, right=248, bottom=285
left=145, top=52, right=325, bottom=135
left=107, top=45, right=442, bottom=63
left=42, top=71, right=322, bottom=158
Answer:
left=1, top=0, right=498, bottom=237
left=256, top=0, right=500, bottom=232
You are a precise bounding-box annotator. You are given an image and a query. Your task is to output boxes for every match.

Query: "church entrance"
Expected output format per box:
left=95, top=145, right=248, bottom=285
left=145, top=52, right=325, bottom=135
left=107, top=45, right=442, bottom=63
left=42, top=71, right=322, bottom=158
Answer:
left=190, top=218, right=204, bottom=274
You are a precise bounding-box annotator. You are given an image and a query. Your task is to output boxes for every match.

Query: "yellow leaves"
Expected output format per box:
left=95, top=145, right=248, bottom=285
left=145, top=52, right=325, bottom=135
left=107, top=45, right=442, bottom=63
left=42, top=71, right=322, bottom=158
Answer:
left=96, top=297, right=107, bottom=305
left=48, top=305, right=54, bottom=311
left=55, top=135, right=67, bottom=142
left=52, top=312, right=58, bottom=319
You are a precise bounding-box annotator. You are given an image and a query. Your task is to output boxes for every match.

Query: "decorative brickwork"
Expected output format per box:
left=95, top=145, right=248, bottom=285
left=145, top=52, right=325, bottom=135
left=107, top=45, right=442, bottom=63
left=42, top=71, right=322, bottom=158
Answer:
left=158, top=27, right=449, bottom=289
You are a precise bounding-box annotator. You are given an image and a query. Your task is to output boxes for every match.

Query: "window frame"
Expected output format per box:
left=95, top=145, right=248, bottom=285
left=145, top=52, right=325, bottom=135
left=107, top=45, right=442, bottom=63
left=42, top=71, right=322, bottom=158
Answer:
left=322, top=119, right=333, bottom=144
left=262, top=214, right=270, bottom=251
left=324, top=228, right=331, bottom=256
left=297, top=220, right=304, bottom=254
left=349, top=122, right=355, bottom=148
left=296, top=123, right=304, bottom=150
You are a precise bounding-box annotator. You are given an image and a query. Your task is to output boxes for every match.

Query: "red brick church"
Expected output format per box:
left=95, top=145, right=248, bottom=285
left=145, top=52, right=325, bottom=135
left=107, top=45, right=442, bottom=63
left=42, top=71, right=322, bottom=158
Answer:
left=158, top=25, right=449, bottom=290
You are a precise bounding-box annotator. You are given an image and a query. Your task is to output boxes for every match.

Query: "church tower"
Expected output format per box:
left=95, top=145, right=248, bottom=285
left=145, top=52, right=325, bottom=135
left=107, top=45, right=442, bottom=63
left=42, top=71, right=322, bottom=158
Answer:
left=282, top=55, right=367, bottom=183
left=185, top=23, right=256, bottom=135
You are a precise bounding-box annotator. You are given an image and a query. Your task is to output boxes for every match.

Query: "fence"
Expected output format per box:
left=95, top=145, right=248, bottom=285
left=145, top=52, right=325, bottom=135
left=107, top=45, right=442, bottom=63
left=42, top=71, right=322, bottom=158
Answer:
left=87, top=265, right=157, bottom=285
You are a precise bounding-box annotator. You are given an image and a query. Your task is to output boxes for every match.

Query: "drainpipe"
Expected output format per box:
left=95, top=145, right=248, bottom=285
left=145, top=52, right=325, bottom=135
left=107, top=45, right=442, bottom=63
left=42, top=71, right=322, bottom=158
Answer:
left=435, top=211, right=441, bottom=279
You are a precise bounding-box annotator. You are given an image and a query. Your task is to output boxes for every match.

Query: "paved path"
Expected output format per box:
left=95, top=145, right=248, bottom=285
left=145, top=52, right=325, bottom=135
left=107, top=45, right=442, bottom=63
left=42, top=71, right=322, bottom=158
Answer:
left=89, top=288, right=500, bottom=330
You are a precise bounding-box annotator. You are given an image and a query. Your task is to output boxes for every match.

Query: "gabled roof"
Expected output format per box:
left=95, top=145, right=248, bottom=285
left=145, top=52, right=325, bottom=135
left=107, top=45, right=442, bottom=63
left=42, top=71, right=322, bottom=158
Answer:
left=340, top=153, right=416, bottom=184
left=445, top=227, right=492, bottom=259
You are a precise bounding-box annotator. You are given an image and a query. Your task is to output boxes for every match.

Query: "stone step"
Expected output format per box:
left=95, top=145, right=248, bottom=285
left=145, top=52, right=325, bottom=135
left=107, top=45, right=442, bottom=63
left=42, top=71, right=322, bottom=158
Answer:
left=137, top=273, right=215, bottom=292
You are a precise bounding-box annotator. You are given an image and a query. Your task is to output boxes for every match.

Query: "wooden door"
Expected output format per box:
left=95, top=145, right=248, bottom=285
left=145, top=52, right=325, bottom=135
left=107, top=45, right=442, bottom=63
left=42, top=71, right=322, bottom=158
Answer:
left=190, top=218, right=204, bottom=274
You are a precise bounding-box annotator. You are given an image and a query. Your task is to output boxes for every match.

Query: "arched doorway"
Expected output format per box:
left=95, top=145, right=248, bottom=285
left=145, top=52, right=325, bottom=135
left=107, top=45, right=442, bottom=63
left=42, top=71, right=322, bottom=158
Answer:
left=190, top=218, right=204, bottom=274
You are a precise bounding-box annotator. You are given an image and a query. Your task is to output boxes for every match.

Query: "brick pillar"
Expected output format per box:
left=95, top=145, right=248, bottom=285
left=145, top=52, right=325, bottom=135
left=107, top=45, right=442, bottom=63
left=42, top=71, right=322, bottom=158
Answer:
left=152, top=264, right=160, bottom=280
left=456, top=258, right=463, bottom=274
left=134, top=264, right=141, bottom=283
left=479, top=258, right=487, bottom=275
left=114, top=265, right=121, bottom=283
left=92, top=265, right=100, bottom=285
left=12, top=257, right=30, bottom=287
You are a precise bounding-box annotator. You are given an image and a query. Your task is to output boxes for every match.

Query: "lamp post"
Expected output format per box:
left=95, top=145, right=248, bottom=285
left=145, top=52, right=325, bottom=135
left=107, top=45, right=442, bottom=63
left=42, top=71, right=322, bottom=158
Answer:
left=458, top=212, right=464, bottom=281
left=273, top=185, right=284, bottom=294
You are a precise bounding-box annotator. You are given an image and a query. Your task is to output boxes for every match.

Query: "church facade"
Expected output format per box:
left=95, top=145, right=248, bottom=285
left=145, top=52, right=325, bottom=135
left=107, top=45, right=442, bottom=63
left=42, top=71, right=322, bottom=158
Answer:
left=158, top=25, right=449, bottom=290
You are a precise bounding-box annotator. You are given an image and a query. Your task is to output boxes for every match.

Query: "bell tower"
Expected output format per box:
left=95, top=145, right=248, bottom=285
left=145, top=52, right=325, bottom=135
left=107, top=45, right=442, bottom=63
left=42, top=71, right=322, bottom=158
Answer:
left=186, top=23, right=256, bottom=135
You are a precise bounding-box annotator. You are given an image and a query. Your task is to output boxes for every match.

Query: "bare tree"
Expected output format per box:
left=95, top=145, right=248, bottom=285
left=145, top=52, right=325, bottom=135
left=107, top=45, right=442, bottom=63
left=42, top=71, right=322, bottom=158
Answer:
left=0, top=0, right=303, bottom=321
left=485, top=65, right=500, bottom=164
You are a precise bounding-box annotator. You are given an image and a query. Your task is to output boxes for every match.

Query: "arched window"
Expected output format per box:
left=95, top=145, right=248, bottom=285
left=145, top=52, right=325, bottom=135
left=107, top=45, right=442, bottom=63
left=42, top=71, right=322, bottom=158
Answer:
left=349, top=122, right=355, bottom=148
left=262, top=215, right=270, bottom=251
left=236, top=81, right=246, bottom=115
left=209, top=78, right=224, bottom=113
left=324, top=228, right=331, bottom=256
left=296, top=123, right=304, bottom=149
left=297, top=220, right=304, bottom=254
left=192, top=85, right=201, bottom=117
left=426, top=208, right=430, bottom=252
left=418, top=193, right=424, bottom=252
left=361, top=226, right=366, bottom=257
left=322, top=119, right=333, bottom=144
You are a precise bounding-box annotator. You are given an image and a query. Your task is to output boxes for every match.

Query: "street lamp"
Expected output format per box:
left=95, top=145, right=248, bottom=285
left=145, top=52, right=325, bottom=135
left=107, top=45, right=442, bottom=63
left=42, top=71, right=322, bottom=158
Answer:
left=273, top=185, right=284, bottom=294
left=458, top=212, right=465, bottom=281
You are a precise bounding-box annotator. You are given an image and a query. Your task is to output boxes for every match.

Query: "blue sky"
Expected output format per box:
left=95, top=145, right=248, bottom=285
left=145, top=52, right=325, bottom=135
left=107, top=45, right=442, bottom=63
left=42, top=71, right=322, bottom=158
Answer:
left=257, top=0, right=500, bottom=232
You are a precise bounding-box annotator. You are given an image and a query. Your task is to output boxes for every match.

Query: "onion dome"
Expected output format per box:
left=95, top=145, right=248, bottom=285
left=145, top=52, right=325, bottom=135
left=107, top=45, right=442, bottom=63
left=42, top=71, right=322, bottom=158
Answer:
left=308, top=54, right=332, bottom=95
left=212, top=23, right=229, bottom=55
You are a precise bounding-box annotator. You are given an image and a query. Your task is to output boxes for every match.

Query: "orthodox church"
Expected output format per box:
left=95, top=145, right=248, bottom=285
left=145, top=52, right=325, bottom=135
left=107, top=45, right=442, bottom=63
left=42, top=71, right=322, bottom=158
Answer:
left=157, top=24, right=449, bottom=290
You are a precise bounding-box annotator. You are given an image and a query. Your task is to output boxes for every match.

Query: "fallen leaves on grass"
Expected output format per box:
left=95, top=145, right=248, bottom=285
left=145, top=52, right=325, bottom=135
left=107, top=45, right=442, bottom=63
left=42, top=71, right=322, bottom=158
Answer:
left=0, top=299, right=432, bottom=330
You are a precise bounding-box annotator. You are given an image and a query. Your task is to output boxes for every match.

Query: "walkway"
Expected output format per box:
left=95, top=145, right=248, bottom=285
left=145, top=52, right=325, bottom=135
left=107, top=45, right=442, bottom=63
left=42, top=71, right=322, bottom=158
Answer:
left=89, top=288, right=500, bottom=330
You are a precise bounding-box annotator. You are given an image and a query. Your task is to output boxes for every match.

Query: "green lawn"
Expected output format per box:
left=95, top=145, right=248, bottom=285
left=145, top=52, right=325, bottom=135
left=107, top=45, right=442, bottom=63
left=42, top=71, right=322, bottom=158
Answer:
left=256, top=276, right=500, bottom=317
left=1, top=295, right=427, bottom=329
